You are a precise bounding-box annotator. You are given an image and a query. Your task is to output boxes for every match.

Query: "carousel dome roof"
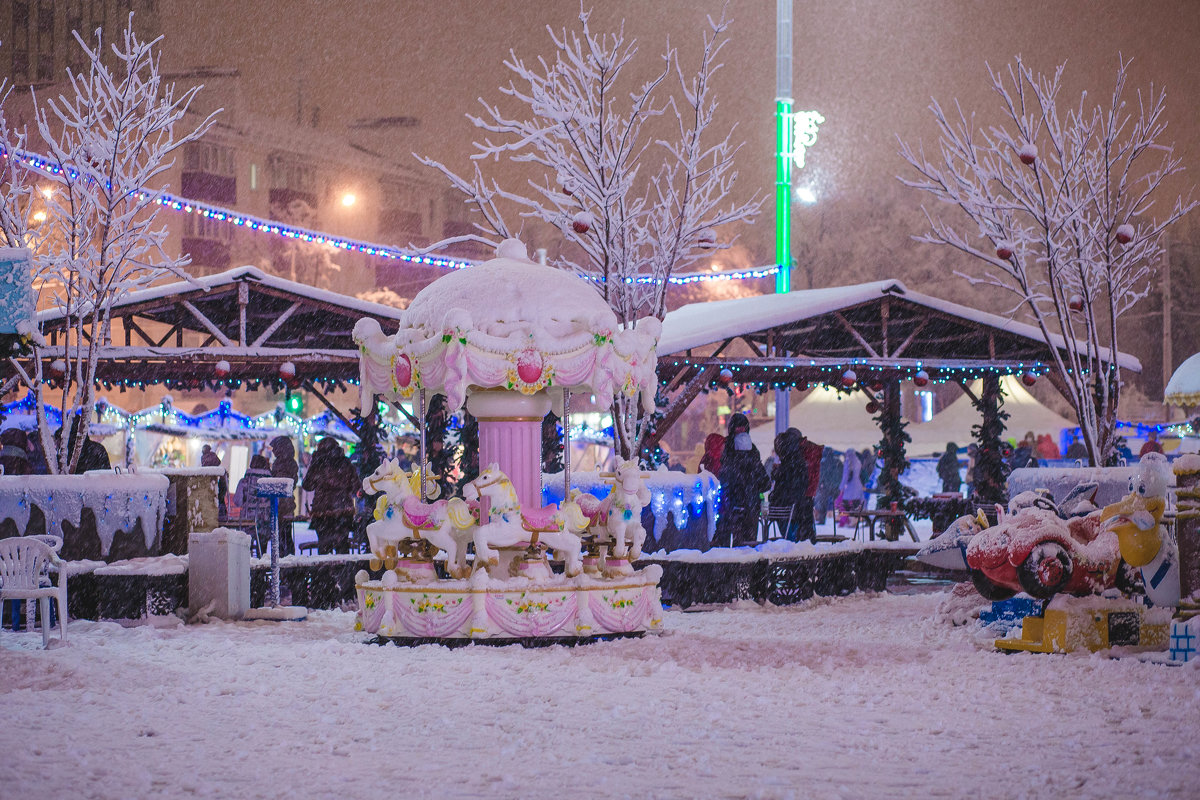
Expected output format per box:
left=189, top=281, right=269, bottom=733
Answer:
left=354, top=239, right=660, bottom=413
left=404, top=239, right=617, bottom=340
left=1166, top=351, right=1200, bottom=407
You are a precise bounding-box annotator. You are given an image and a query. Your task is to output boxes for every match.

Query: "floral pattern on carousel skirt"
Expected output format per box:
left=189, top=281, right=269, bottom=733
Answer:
left=484, top=591, right=577, bottom=638
left=360, top=591, right=386, bottom=634
left=393, top=592, right=473, bottom=638
left=588, top=586, right=655, bottom=633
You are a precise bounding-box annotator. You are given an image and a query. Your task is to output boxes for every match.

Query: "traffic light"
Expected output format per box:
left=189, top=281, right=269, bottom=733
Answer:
left=285, top=390, right=304, bottom=416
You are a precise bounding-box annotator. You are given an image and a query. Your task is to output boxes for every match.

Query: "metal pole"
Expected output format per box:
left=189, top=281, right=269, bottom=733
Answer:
left=563, top=388, right=571, bottom=497
left=418, top=388, right=427, bottom=501
left=775, top=0, right=793, bottom=434
left=775, top=0, right=793, bottom=295
left=1163, top=237, right=1173, bottom=407
left=269, top=495, right=280, bottom=607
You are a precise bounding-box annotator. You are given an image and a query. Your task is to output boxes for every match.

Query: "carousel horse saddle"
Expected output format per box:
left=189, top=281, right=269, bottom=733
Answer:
left=521, top=504, right=563, bottom=533
left=573, top=492, right=610, bottom=526
left=401, top=495, right=447, bottom=529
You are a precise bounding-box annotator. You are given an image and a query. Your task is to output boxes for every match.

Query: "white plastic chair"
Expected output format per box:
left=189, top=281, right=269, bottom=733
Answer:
left=0, top=536, right=68, bottom=648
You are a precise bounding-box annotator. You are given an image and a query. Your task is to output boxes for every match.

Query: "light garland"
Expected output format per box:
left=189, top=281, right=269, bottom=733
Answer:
left=666, top=356, right=1050, bottom=390
left=7, top=146, right=781, bottom=286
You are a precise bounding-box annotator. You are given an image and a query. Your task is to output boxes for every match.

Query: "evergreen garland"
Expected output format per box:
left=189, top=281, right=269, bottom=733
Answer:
left=969, top=375, right=1009, bottom=506
left=639, top=383, right=671, bottom=469
left=874, top=383, right=911, bottom=539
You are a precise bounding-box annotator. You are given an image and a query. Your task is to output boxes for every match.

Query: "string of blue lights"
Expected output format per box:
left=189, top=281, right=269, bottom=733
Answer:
left=5, top=146, right=781, bottom=286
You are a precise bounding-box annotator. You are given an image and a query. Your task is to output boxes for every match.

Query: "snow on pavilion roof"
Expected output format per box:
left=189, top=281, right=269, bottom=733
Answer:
left=659, top=279, right=1141, bottom=373
left=37, top=265, right=406, bottom=326
left=33, top=266, right=407, bottom=387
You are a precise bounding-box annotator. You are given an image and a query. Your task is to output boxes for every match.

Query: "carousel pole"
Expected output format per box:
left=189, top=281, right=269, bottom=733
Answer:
left=418, top=388, right=427, bottom=501
left=563, top=388, right=572, bottom=498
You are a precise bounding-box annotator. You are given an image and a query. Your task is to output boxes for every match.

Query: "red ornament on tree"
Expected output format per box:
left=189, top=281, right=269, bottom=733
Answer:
left=869, top=379, right=884, bottom=392
left=571, top=211, right=593, bottom=234
left=1068, top=294, right=1084, bottom=312
left=1021, top=371, right=1037, bottom=387
left=841, top=369, right=857, bottom=388
left=718, top=368, right=734, bottom=385
left=214, top=359, right=231, bottom=380
left=995, top=242, right=1014, bottom=260
left=1115, top=223, right=1134, bottom=245
left=697, top=228, right=717, bottom=249
left=913, top=369, right=930, bottom=387
left=865, top=400, right=880, bottom=414
left=50, top=359, right=66, bottom=376
left=1019, top=143, right=1038, bottom=165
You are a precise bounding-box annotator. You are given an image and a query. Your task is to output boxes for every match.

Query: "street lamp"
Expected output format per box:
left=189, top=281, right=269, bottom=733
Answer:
left=340, top=192, right=356, bottom=207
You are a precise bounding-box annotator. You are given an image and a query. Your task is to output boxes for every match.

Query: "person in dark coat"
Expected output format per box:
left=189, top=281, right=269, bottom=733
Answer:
left=302, top=437, right=359, bottom=554
left=201, top=445, right=228, bottom=519
left=234, top=454, right=272, bottom=555
left=937, top=442, right=962, bottom=495
left=269, top=435, right=299, bottom=556
left=56, top=418, right=111, bottom=474
left=767, top=428, right=823, bottom=542
left=715, top=413, right=770, bottom=547
left=0, top=428, right=32, bottom=475
left=814, top=447, right=843, bottom=526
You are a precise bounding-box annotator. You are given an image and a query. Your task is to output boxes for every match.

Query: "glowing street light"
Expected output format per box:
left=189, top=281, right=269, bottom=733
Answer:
left=340, top=192, right=356, bottom=207
left=794, top=186, right=817, bottom=205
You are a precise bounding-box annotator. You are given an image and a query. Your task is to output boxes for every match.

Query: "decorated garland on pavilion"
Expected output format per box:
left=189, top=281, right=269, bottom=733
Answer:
left=873, top=385, right=912, bottom=539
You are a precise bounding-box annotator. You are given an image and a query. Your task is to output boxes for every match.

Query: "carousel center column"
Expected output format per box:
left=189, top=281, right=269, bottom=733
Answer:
left=465, top=389, right=551, bottom=509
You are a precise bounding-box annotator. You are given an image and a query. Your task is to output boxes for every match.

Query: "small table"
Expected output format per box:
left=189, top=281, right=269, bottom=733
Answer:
left=846, top=509, right=919, bottom=542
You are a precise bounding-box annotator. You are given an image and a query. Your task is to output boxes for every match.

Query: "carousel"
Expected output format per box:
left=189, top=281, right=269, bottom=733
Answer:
left=352, top=239, right=664, bottom=643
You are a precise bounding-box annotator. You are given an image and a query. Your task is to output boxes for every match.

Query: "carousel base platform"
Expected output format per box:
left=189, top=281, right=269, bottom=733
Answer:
left=354, top=566, right=664, bottom=643
left=369, top=631, right=647, bottom=648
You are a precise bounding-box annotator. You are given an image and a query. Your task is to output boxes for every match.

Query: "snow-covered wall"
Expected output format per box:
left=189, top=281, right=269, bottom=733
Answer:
left=0, top=473, right=168, bottom=557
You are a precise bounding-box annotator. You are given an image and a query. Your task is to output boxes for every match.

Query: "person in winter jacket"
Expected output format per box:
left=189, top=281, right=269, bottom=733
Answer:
left=1034, top=433, right=1061, bottom=460
left=269, top=436, right=299, bottom=555
left=201, top=444, right=228, bottom=519
left=55, top=418, right=111, bottom=474
left=937, top=442, right=962, bottom=495
left=839, top=448, right=865, bottom=515
left=767, top=428, right=824, bottom=542
left=302, top=437, right=359, bottom=554
left=715, top=413, right=770, bottom=547
left=699, top=432, right=725, bottom=475
left=814, top=447, right=843, bottom=526
left=0, top=428, right=32, bottom=475
left=234, top=454, right=272, bottom=554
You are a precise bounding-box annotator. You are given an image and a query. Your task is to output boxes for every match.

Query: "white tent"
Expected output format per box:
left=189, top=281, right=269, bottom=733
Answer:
left=752, top=376, right=1077, bottom=456
left=906, top=376, right=1078, bottom=455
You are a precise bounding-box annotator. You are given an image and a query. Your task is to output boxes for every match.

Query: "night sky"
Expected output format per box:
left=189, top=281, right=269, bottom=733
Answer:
left=159, top=0, right=1200, bottom=267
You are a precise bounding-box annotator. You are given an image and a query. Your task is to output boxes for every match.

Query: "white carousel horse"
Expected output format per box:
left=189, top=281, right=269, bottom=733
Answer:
left=603, top=459, right=650, bottom=560
left=362, top=460, right=476, bottom=579
left=463, top=463, right=586, bottom=578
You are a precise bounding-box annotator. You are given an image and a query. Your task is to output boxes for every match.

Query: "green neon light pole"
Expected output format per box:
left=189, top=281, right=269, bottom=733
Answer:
left=775, top=97, right=793, bottom=294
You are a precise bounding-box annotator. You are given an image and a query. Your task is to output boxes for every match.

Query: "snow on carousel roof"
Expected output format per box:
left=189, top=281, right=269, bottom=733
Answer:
left=354, top=239, right=660, bottom=412
left=1166, top=352, right=1200, bottom=406
left=403, top=239, right=617, bottom=338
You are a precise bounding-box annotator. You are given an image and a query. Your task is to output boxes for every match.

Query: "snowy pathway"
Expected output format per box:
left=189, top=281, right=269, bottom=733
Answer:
left=2, top=593, right=1197, bottom=799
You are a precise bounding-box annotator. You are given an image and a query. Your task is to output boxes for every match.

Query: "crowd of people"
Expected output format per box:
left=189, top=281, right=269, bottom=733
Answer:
left=707, top=413, right=880, bottom=547
left=699, top=415, right=1178, bottom=548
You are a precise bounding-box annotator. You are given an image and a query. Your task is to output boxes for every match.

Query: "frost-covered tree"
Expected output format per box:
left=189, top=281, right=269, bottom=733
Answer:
left=417, top=8, right=760, bottom=460
left=1, top=16, right=218, bottom=473
left=898, top=57, right=1195, bottom=465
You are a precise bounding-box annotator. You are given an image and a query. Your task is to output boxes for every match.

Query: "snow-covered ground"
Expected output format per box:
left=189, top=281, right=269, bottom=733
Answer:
left=2, top=591, right=1198, bottom=799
